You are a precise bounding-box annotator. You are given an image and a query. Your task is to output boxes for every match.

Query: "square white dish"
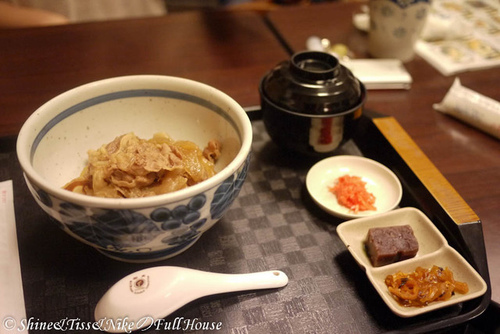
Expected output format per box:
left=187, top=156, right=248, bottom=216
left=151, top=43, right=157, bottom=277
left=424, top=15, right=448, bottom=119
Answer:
left=336, top=207, right=488, bottom=317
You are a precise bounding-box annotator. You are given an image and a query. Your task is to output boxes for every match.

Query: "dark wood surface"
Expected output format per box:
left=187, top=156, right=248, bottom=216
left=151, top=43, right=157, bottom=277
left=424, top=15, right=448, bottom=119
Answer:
left=266, top=1, right=500, bottom=303
left=0, top=9, right=288, bottom=137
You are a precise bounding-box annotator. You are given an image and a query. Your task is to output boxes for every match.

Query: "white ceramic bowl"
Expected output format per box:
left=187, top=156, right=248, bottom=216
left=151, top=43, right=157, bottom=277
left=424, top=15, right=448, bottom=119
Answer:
left=17, top=75, right=252, bottom=263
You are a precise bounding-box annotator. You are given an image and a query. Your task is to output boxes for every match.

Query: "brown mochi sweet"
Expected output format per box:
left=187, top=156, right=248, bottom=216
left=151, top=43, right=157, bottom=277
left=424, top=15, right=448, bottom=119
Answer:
left=365, top=225, right=419, bottom=267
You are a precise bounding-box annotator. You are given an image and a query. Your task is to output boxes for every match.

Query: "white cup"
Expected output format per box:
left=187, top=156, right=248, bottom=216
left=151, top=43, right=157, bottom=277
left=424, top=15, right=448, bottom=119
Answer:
left=368, top=0, right=431, bottom=62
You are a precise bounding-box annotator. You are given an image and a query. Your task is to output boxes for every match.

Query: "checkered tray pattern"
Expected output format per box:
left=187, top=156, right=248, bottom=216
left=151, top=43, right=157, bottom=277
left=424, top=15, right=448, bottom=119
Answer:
left=146, top=121, right=384, bottom=334
left=6, top=121, right=421, bottom=334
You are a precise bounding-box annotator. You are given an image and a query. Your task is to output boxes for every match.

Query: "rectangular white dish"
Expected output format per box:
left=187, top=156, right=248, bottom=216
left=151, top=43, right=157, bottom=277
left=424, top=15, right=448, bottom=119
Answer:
left=336, top=207, right=488, bottom=317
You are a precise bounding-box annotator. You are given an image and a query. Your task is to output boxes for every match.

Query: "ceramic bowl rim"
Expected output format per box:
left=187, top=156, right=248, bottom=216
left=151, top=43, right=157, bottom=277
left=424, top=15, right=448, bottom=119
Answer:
left=16, top=75, right=252, bottom=209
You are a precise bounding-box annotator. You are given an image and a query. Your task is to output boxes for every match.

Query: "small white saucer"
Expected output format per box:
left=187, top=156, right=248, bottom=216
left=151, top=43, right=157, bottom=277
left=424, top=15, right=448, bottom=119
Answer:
left=306, top=155, right=402, bottom=219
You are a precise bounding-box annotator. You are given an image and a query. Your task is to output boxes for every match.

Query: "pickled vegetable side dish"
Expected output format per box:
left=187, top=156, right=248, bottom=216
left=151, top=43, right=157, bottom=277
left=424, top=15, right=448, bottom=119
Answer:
left=329, top=174, right=376, bottom=213
left=385, top=265, right=469, bottom=307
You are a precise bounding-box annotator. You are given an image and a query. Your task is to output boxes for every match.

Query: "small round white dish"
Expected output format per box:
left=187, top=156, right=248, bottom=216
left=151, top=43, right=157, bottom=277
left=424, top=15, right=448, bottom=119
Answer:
left=306, top=155, right=402, bottom=219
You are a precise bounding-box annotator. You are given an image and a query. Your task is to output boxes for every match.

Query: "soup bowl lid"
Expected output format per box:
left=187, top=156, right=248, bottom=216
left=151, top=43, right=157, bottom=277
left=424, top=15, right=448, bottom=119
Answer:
left=259, top=51, right=365, bottom=116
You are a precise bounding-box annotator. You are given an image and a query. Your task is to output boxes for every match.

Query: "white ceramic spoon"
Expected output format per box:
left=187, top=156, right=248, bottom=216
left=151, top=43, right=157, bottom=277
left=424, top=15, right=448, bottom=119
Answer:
left=94, top=266, right=288, bottom=333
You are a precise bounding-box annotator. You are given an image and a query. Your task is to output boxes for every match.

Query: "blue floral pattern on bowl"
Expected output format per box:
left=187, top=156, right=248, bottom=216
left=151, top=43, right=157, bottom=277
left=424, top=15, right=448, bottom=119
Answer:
left=26, top=154, right=250, bottom=262
left=211, top=154, right=250, bottom=220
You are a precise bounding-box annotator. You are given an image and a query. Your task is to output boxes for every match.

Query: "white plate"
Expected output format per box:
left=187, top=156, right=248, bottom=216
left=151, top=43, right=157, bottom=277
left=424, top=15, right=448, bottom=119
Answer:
left=336, top=207, right=488, bottom=317
left=306, top=155, right=402, bottom=219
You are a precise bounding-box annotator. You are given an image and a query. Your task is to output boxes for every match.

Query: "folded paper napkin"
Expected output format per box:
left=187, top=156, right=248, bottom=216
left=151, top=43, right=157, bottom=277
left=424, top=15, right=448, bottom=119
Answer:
left=306, top=36, right=412, bottom=90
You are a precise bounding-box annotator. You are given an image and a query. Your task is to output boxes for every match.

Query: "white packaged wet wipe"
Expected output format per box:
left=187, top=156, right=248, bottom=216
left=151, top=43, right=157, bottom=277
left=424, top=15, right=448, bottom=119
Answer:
left=434, top=78, right=500, bottom=139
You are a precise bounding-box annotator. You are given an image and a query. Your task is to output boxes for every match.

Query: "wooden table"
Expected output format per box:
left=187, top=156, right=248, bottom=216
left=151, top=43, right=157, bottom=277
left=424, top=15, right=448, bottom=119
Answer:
left=0, top=9, right=288, bottom=137
left=267, top=1, right=500, bottom=304
left=0, top=3, right=499, bottom=333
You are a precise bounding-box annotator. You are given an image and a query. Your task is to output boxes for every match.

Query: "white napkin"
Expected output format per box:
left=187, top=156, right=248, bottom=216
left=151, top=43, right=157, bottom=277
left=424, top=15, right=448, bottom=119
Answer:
left=306, top=36, right=412, bottom=90
left=341, top=59, right=412, bottom=90
left=0, top=180, right=28, bottom=334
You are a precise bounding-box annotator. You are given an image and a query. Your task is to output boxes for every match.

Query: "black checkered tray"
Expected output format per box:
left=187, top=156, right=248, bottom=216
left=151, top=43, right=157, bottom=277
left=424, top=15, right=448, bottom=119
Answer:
left=3, top=115, right=490, bottom=333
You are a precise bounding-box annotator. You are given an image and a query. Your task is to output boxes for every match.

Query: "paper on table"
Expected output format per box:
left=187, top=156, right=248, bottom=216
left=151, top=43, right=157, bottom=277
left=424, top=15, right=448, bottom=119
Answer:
left=306, top=36, right=412, bottom=90
left=341, top=59, right=412, bottom=90
left=351, top=0, right=500, bottom=76
left=0, top=180, right=28, bottom=334
left=415, top=0, right=500, bottom=76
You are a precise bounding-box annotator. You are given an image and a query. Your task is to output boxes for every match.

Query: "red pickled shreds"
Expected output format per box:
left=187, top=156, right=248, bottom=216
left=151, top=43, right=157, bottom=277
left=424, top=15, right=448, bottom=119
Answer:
left=329, top=175, right=376, bottom=213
